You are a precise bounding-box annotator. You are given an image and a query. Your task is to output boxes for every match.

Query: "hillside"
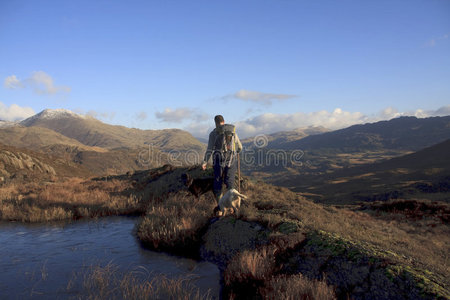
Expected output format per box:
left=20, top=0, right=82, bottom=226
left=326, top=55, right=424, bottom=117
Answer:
left=241, top=126, right=329, bottom=149
left=241, top=116, right=450, bottom=183
left=0, top=143, right=93, bottom=180
left=21, top=109, right=205, bottom=153
left=2, top=165, right=447, bottom=298
left=0, top=125, right=106, bottom=152
left=0, top=109, right=207, bottom=177
left=283, top=116, right=450, bottom=152
left=0, top=128, right=176, bottom=176
left=282, top=139, right=450, bottom=204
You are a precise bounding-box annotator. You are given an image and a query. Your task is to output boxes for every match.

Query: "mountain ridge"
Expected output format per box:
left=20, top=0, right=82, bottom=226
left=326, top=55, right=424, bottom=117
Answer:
left=20, top=109, right=206, bottom=153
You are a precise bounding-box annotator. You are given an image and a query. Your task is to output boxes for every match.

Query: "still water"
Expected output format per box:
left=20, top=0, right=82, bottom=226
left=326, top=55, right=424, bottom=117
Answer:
left=0, top=217, right=220, bottom=299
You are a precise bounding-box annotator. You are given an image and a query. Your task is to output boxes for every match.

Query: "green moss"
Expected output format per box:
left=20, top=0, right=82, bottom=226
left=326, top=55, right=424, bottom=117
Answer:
left=386, top=265, right=449, bottom=299
left=306, top=230, right=449, bottom=299
left=277, top=222, right=299, bottom=234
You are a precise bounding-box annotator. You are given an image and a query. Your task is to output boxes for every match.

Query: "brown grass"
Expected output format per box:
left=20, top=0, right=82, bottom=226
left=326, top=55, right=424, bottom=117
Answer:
left=137, top=191, right=216, bottom=255
left=260, top=274, right=336, bottom=300
left=223, top=243, right=336, bottom=299
left=234, top=179, right=450, bottom=290
left=70, top=263, right=211, bottom=300
left=224, top=246, right=278, bottom=285
left=0, top=178, right=141, bottom=222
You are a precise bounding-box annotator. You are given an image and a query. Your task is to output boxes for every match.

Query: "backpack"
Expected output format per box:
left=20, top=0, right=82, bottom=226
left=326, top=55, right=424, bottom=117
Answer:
left=213, top=124, right=236, bottom=167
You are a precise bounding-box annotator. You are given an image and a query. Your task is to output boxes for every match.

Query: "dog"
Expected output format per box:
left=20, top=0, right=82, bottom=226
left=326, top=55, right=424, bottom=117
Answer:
left=181, top=173, right=214, bottom=198
left=214, top=188, right=248, bottom=217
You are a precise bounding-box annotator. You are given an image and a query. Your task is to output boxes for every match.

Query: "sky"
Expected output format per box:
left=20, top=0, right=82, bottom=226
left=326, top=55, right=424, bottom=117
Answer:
left=1, top=0, right=449, bottom=138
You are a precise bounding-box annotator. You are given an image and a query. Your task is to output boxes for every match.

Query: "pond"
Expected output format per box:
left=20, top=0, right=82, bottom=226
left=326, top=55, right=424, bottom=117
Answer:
left=0, top=217, right=220, bottom=299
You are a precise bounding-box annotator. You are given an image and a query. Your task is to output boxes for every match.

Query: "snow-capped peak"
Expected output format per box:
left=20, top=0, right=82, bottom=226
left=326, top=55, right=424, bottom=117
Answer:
left=37, top=109, right=84, bottom=120
left=21, top=109, right=85, bottom=125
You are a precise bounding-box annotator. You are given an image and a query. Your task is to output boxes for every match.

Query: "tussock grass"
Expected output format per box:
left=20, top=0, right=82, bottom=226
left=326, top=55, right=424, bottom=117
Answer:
left=0, top=178, right=141, bottom=222
left=224, top=241, right=336, bottom=299
left=260, top=274, right=336, bottom=300
left=137, top=191, right=216, bottom=256
left=70, top=263, right=211, bottom=300
left=238, top=180, right=449, bottom=281
left=3, top=165, right=448, bottom=298
left=224, top=246, right=277, bottom=284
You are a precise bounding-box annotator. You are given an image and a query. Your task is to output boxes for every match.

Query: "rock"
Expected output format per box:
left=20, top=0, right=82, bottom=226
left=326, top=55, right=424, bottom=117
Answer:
left=0, top=149, right=56, bottom=176
left=200, top=217, right=270, bottom=271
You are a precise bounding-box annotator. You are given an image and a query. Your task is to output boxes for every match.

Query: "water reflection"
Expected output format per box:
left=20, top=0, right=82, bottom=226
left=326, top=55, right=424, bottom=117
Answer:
left=0, top=217, right=220, bottom=299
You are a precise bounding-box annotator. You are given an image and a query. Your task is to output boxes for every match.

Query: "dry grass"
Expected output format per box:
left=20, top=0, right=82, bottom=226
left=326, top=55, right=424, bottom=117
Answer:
left=70, top=263, right=211, bottom=300
left=224, top=246, right=277, bottom=285
left=137, top=191, right=216, bottom=255
left=236, top=179, right=450, bottom=290
left=2, top=165, right=448, bottom=297
left=224, top=243, right=336, bottom=299
left=0, top=177, right=141, bottom=222
left=260, top=274, right=336, bottom=300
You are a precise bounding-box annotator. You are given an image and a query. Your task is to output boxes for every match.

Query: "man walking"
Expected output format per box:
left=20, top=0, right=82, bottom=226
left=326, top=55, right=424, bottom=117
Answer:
left=202, top=115, right=243, bottom=202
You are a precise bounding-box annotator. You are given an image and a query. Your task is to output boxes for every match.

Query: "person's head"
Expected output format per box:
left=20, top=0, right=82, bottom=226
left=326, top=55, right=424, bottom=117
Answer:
left=214, top=115, right=224, bottom=127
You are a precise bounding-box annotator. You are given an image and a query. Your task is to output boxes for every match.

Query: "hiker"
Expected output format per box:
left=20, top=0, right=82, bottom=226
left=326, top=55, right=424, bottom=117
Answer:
left=202, top=115, right=243, bottom=202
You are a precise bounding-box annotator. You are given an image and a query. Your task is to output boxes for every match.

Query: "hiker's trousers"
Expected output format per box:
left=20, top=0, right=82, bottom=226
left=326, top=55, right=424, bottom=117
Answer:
left=213, top=153, right=237, bottom=197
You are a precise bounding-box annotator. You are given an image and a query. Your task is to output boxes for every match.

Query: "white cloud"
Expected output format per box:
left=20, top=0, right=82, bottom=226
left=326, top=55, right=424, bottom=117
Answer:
left=0, top=102, right=35, bottom=121
left=184, top=121, right=214, bottom=139
left=3, top=71, right=71, bottom=95
left=155, top=107, right=209, bottom=123
left=222, top=89, right=297, bottom=105
left=4, top=75, right=23, bottom=89
left=228, top=105, right=450, bottom=138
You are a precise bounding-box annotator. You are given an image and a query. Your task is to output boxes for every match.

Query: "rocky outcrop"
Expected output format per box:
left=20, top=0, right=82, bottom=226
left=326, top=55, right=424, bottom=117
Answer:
left=0, top=150, right=56, bottom=177
left=199, top=218, right=444, bottom=299
left=200, top=217, right=270, bottom=271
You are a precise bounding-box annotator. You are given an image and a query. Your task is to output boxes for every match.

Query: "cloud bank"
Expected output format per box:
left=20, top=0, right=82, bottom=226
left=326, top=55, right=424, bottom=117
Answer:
left=4, top=71, right=71, bottom=95
left=188, top=105, right=450, bottom=139
left=222, top=89, right=297, bottom=105
left=155, top=107, right=209, bottom=123
left=0, top=102, right=35, bottom=121
left=233, top=106, right=450, bottom=138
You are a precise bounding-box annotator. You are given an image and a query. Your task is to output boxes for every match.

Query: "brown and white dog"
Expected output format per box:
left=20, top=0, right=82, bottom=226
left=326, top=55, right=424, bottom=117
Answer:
left=214, top=189, right=248, bottom=217
left=181, top=173, right=214, bottom=198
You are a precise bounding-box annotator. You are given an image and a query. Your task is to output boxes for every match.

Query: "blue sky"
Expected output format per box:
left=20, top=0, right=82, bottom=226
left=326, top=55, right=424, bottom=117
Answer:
left=1, top=0, right=449, bottom=138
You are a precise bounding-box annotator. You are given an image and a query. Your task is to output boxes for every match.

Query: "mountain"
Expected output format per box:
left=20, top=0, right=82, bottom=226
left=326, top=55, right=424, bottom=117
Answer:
left=241, top=126, right=329, bottom=149
left=0, top=143, right=92, bottom=180
left=0, top=125, right=105, bottom=152
left=281, top=139, right=450, bottom=204
left=0, top=109, right=206, bottom=176
left=240, top=116, right=450, bottom=185
left=20, top=109, right=205, bottom=153
left=282, top=116, right=450, bottom=152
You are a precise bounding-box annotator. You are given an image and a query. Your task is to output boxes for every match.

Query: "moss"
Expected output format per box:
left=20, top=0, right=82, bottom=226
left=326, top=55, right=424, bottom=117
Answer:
left=386, top=265, right=449, bottom=299
left=277, top=221, right=300, bottom=234
left=306, top=230, right=449, bottom=299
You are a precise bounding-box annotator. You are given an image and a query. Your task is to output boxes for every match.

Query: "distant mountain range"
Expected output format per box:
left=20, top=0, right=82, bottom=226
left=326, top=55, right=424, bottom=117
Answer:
left=283, top=138, right=450, bottom=204
left=281, top=116, right=450, bottom=152
left=1, top=110, right=450, bottom=198
left=240, top=116, right=450, bottom=193
left=0, top=109, right=205, bottom=176
left=242, top=126, right=329, bottom=149
left=20, top=109, right=205, bottom=152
